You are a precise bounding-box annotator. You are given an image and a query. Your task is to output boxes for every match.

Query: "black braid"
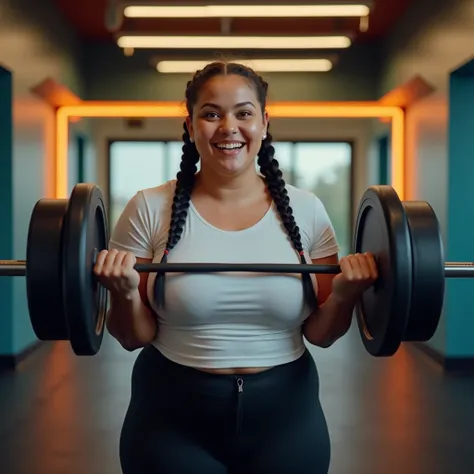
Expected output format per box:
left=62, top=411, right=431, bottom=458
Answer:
left=258, top=129, right=318, bottom=310
left=154, top=122, right=199, bottom=305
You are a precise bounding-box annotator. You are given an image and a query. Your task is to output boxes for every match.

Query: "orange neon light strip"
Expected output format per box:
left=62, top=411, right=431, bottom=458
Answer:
left=56, top=101, right=404, bottom=199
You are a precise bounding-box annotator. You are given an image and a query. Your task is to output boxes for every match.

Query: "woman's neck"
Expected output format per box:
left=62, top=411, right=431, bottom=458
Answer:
left=194, top=168, right=266, bottom=203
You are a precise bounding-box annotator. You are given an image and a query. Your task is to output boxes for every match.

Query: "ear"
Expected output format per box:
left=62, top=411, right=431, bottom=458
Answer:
left=262, top=111, right=269, bottom=135
left=185, top=116, right=194, bottom=142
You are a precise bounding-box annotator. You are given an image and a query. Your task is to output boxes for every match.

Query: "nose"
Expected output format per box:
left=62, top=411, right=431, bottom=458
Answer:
left=219, top=115, right=238, bottom=135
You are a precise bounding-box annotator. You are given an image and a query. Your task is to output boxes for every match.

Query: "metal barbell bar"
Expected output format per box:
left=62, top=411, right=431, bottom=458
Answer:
left=1, top=259, right=474, bottom=277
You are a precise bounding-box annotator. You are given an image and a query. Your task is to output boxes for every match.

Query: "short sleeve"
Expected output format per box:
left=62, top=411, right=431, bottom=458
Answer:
left=109, top=191, right=154, bottom=259
left=309, top=196, right=340, bottom=259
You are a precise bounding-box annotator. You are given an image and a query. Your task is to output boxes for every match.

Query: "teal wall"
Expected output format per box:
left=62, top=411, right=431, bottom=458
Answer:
left=377, top=135, right=390, bottom=185
left=445, top=59, right=474, bottom=358
left=0, top=66, right=13, bottom=356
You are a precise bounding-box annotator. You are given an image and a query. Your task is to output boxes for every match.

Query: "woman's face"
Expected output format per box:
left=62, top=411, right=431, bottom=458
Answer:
left=186, top=74, right=268, bottom=179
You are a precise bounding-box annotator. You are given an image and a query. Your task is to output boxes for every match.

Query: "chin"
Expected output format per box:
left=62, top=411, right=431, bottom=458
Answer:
left=210, top=151, right=251, bottom=173
left=216, top=164, right=249, bottom=177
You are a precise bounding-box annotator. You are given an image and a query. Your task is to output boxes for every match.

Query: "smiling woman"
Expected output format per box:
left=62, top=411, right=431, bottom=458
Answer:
left=95, top=60, right=377, bottom=474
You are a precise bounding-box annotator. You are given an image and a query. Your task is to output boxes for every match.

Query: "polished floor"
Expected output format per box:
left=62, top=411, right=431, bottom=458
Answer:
left=1, top=324, right=473, bottom=474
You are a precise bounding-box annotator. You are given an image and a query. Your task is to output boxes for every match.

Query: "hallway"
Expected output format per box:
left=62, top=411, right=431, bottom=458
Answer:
left=1, top=324, right=473, bottom=474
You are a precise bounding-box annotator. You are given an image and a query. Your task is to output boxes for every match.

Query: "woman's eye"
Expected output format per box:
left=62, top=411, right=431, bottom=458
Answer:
left=238, top=111, right=252, bottom=118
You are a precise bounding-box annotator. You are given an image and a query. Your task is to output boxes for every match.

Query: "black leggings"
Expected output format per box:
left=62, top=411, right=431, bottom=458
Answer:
left=119, top=345, right=331, bottom=474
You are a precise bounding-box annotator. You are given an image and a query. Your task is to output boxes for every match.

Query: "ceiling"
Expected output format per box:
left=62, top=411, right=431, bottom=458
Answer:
left=51, top=0, right=415, bottom=70
left=52, top=0, right=415, bottom=42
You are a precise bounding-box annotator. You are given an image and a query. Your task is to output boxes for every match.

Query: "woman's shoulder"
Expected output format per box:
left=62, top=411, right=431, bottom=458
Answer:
left=284, top=183, right=324, bottom=212
left=284, top=183, right=338, bottom=254
left=133, top=179, right=177, bottom=211
left=139, top=179, right=177, bottom=200
left=116, top=179, right=177, bottom=229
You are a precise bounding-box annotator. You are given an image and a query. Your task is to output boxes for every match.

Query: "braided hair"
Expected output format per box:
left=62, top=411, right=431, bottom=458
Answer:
left=154, top=61, right=317, bottom=310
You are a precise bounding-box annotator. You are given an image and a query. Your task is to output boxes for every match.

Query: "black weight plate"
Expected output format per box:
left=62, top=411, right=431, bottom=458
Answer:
left=353, top=186, right=413, bottom=357
left=61, top=183, right=109, bottom=355
left=26, top=198, right=69, bottom=341
left=402, top=201, right=444, bottom=342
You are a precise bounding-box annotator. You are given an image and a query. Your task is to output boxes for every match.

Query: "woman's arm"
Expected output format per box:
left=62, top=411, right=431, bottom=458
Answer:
left=302, top=254, right=354, bottom=348
left=106, top=257, right=158, bottom=351
left=302, top=253, right=377, bottom=348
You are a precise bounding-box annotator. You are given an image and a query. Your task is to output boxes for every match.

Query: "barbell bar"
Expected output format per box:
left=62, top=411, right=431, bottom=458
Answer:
left=1, top=260, right=474, bottom=277
left=0, top=182, right=465, bottom=358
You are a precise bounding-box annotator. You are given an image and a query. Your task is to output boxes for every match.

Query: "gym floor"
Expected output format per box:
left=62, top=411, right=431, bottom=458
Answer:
left=1, top=326, right=473, bottom=474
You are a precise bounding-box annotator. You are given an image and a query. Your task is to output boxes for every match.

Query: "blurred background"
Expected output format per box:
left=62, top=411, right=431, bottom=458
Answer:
left=2, top=1, right=474, bottom=473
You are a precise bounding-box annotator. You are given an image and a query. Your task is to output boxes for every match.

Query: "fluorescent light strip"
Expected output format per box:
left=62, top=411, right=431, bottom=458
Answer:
left=124, top=4, right=370, bottom=18
left=157, top=59, right=333, bottom=73
left=117, top=35, right=351, bottom=49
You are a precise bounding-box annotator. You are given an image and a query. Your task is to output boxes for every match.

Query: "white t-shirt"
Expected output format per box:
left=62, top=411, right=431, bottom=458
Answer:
left=109, top=179, right=339, bottom=368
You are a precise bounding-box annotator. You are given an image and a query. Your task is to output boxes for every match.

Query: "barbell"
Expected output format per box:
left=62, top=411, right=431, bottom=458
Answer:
left=0, top=183, right=471, bottom=358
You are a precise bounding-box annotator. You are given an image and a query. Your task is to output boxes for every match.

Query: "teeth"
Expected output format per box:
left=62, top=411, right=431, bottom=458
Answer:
left=215, top=143, right=244, bottom=149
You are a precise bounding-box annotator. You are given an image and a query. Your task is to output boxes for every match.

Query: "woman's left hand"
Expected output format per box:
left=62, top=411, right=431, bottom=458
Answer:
left=331, top=252, right=378, bottom=304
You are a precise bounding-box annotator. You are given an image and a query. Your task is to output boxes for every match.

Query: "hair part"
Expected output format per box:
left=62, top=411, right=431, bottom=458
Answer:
left=154, top=61, right=317, bottom=310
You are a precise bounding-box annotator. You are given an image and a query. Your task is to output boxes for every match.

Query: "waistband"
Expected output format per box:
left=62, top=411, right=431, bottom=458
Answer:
left=138, top=344, right=314, bottom=396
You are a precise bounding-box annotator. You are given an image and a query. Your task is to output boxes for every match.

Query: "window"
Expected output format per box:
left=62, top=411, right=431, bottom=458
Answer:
left=293, top=142, right=352, bottom=257
left=109, top=140, right=352, bottom=255
left=109, top=142, right=164, bottom=229
left=270, top=142, right=352, bottom=256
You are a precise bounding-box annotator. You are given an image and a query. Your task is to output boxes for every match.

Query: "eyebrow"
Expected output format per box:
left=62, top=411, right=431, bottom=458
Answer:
left=199, top=101, right=256, bottom=110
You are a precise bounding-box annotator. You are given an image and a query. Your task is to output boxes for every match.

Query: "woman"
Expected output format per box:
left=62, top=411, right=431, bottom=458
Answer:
left=94, top=61, right=378, bottom=474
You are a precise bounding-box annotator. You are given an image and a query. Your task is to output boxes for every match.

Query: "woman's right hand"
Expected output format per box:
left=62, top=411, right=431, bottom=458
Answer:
left=93, top=249, right=140, bottom=296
